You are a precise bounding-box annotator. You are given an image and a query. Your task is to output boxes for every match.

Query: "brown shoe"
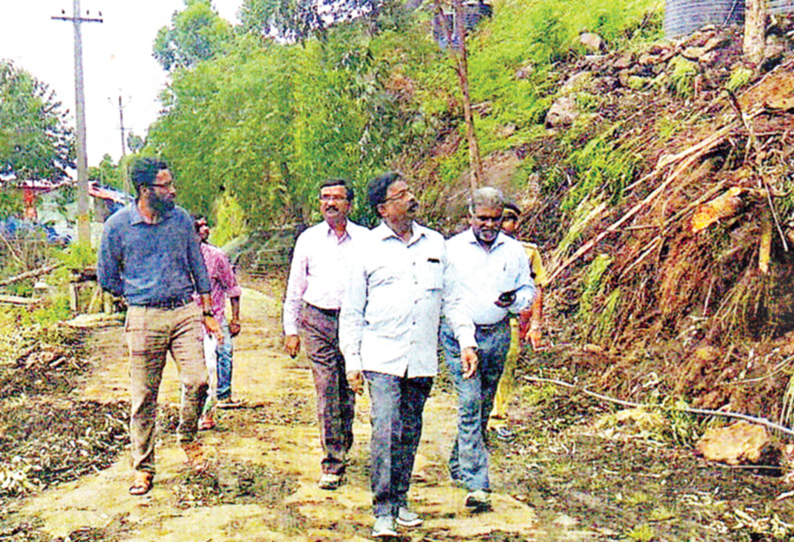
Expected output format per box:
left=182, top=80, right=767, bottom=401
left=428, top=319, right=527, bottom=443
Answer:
left=129, top=471, right=153, bottom=496
left=181, top=441, right=207, bottom=473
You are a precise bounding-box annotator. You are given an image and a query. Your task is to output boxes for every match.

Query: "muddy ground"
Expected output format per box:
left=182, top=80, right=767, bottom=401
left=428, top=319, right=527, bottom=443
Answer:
left=1, top=277, right=794, bottom=541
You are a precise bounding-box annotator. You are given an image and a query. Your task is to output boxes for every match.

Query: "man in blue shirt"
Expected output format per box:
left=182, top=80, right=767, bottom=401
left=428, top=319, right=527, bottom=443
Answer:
left=442, top=187, right=535, bottom=511
left=98, top=157, right=221, bottom=496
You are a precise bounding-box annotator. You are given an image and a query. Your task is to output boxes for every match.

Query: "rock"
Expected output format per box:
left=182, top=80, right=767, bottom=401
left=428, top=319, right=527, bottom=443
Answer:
left=760, top=44, right=785, bottom=72
left=612, top=53, right=633, bottom=70
left=695, top=421, right=771, bottom=466
left=545, top=96, right=578, bottom=128
left=471, top=101, right=492, bottom=117
left=580, top=32, right=605, bottom=52
left=514, top=63, right=534, bottom=80
left=562, top=71, right=592, bottom=92
left=497, top=123, right=517, bottom=138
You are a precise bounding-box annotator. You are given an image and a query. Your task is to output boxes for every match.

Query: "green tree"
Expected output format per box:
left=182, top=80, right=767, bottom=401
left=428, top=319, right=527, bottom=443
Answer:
left=153, top=0, right=235, bottom=72
left=0, top=61, right=74, bottom=182
left=88, top=154, right=123, bottom=190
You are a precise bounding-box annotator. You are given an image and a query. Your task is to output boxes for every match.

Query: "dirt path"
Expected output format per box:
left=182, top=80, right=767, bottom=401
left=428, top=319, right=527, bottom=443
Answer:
left=12, top=286, right=577, bottom=541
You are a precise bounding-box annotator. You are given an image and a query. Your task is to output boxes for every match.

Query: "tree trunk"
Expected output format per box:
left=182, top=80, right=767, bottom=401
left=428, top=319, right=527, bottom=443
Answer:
left=434, top=0, right=483, bottom=193
left=744, top=0, right=766, bottom=65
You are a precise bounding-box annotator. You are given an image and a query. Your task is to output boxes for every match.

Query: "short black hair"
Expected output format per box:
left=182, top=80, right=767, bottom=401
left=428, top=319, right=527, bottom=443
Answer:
left=193, top=214, right=207, bottom=233
left=320, top=178, right=354, bottom=201
left=131, top=157, right=169, bottom=194
left=368, top=172, right=402, bottom=214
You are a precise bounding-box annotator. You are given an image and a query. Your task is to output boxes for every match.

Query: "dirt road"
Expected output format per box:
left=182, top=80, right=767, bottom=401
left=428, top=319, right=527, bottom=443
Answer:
left=12, top=286, right=569, bottom=541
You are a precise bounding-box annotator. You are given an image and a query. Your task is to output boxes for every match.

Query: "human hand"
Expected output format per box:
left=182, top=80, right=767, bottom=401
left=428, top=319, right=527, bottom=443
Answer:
left=494, top=289, right=516, bottom=308
left=285, top=335, right=300, bottom=358
left=461, top=347, right=479, bottom=379
left=525, top=326, right=542, bottom=350
left=347, top=370, right=365, bottom=395
left=229, top=319, right=241, bottom=337
left=204, top=315, right=223, bottom=345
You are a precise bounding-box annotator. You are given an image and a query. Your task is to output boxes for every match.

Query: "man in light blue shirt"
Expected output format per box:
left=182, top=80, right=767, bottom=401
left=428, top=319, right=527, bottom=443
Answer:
left=340, top=172, right=478, bottom=538
left=442, top=187, right=535, bottom=511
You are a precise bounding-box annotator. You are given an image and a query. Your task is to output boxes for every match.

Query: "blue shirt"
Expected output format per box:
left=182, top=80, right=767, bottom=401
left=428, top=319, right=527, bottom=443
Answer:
left=97, top=203, right=211, bottom=306
left=340, top=221, right=476, bottom=378
left=446, top=228, right=535, bottom=325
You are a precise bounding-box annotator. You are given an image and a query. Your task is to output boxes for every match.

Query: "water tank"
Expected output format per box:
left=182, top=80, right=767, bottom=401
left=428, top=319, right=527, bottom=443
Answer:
left=665, top=0, right=745, bottom=39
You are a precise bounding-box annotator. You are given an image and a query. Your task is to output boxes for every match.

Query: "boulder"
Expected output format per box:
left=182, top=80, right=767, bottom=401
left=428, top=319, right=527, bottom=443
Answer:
left=695, top=421, right=771, bottom=466
left=545, top=96, right=578, bottom=129
left=580, top=32, right=605, bottom=52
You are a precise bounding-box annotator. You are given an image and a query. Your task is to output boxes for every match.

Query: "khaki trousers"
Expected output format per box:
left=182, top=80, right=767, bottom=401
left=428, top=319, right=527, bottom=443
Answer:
left=125, top=303, right=208, bottom=474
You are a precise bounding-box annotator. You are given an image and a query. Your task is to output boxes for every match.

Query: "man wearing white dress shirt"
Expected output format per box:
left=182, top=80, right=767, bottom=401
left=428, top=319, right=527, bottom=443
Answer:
left=442, top=187, right=535, bottom=511
left=283, top=178, right=368, bottom=490
left=340, top=172, right=479, bottom=538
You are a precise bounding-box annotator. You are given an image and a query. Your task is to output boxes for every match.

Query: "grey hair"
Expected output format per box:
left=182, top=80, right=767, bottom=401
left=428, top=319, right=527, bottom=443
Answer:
left=468, top=187, right=505, bottom=215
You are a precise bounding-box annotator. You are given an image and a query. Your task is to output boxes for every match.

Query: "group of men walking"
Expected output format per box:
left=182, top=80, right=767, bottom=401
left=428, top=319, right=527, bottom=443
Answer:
left=285, top=172, right=542, bottom=537
left=97, top=158, right=545, bottom=539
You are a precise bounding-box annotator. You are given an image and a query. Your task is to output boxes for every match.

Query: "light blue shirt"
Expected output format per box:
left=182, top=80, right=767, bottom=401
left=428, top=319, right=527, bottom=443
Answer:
left=340, top=221, right=476, bottom=378
left=446, top=228, right=535, bottom=325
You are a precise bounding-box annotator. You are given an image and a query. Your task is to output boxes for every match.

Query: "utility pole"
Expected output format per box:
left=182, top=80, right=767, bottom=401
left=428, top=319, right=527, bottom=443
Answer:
left=52, top=0, right=103, bottom=246
left=117, top=95, right=130, bottom=195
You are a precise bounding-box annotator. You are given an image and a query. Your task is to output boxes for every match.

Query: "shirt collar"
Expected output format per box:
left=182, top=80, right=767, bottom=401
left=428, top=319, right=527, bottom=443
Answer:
left=322, top=219, right=355, bottom=242
left=375, top=221, right=425, bottom=245
left=463, top=227, right=506, bottom=251
left=129, top=201, right=174, bottom=225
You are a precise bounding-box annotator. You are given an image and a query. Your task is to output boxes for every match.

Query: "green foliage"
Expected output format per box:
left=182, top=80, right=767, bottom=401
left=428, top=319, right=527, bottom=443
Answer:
left=211, top=193, right=247, bottom=247
left=578, top=253, right=612, bottom=319
left=624, top=523, right=654, bottom=542
left=726, top=65, right=754, bottom=93
left=153, top=0, right=235, bottom=72
left=88, top=154, right=123, bottom=190
left=0, top=61, right=74, bottom=182
left=668, top=56, right=697, bottom=97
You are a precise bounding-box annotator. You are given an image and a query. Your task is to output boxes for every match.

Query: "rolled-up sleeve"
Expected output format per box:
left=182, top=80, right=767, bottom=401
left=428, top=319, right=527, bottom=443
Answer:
left=187, top=230, right=210, bottom=295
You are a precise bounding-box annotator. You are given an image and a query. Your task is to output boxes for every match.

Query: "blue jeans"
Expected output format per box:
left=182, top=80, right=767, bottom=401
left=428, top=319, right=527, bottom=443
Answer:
left=365, top=371, right=433, bottom=518
left=441, top=318, right=511, bottom=491
left=216, top=321, right=233, bottom=401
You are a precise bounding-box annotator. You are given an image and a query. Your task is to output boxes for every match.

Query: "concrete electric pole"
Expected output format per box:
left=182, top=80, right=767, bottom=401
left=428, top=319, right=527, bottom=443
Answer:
left=52, top=0, right=103, bottom=246
left=117, top=95, right=131, bottom=195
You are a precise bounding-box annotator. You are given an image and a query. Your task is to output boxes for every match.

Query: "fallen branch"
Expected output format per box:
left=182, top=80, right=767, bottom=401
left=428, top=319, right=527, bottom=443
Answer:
left=0, top=294, right=41, bottom=306
left=523, top=375, right=794, bottom=438
left=0, top=263, right=61, bottom=287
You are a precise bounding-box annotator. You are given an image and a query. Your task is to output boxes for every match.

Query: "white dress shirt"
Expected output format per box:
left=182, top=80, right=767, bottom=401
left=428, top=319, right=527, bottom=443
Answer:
left=283, top=219, right=368, bottom=336
left=340, top=221, right=476, bottom=378
left=446, top=228, right=535, bottom=325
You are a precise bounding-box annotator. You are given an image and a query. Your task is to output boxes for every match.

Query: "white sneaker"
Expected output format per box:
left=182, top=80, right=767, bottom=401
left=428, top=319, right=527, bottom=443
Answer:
left=465, top=489, right=492, bottom=511
left=371, top=516, right=397, bottom=538
left=318, top=472, right=343, bottom=490
left=396, top=506, right=423, bottom=527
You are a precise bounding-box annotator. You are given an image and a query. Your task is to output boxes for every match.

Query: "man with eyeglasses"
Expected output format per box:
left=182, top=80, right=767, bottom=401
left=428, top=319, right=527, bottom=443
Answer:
left=340, top=172, right=478, bottom=538
left=441, top=187, right=535, bottom=512
left=283, top=178, right=367, bottom=490
left=98, top=157, right=221, bottom=496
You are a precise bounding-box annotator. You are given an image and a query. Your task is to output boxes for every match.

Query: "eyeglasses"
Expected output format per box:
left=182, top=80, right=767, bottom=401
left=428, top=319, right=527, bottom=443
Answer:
left=383, top=188, right=412, bottom=203
left=319, top=194, right=348, bottom=202
left=502, top=213, right=518, bottom=222
left=151, top=181, right=175, bottom=190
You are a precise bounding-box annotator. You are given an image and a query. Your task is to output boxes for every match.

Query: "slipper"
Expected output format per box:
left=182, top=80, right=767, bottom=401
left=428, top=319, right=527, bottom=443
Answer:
left=129, top=471, right=153, bottom=496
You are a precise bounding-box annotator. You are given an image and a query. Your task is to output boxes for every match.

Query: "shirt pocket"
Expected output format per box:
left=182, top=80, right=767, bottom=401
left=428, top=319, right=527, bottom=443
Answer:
left=421, top=258, right=443, bottom=291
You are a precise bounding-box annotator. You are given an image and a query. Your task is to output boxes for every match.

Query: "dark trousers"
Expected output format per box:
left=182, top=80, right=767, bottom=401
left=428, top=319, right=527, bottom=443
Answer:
left=365, top=371, right=433, bottom=518
left=301, top=303, right=355, bottom=475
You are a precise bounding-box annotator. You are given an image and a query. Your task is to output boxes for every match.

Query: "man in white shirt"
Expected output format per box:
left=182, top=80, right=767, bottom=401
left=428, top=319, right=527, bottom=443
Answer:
left=340, top=172, right=478, bottom=538
left=283, top=179, right=368, bottom=490
left=442, top=187, right=535, bottom=511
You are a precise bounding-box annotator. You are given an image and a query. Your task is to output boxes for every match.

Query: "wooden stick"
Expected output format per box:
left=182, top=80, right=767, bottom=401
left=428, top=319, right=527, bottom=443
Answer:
left=0, top=263, right=60, bottom=287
